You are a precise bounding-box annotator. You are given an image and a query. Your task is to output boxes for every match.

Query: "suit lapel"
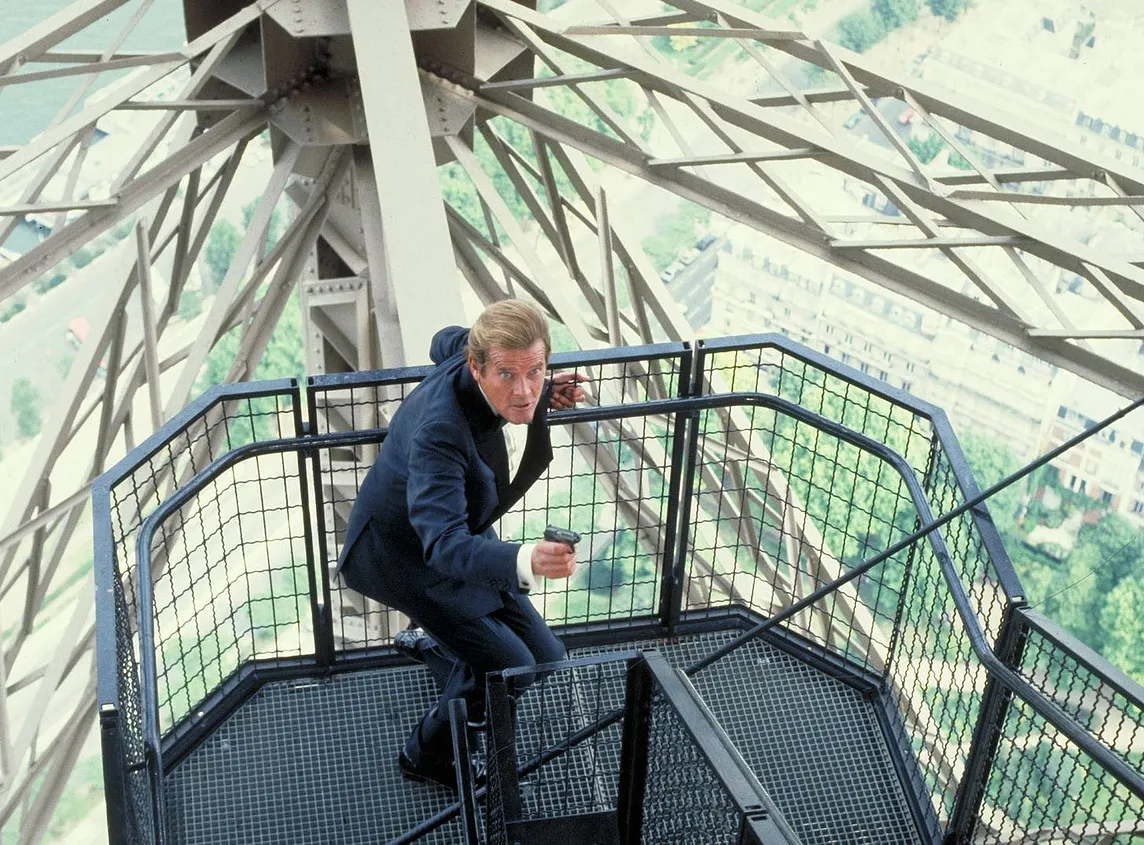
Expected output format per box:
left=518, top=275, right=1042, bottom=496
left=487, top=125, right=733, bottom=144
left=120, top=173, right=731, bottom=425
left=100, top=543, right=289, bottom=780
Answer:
left=459, top=370, right=554, bottom=532
left=474, top=426, right=510, bottom=502
left=456, top=364, right=512, bottom=511
left=489, top=390, right=553, bottom=525
left=507, top=416, right=552, bottom=499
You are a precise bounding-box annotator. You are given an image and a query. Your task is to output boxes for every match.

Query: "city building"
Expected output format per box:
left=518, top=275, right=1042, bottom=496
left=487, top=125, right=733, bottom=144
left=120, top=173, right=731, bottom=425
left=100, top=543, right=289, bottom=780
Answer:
left=708, top=225, right=1144, bottom=522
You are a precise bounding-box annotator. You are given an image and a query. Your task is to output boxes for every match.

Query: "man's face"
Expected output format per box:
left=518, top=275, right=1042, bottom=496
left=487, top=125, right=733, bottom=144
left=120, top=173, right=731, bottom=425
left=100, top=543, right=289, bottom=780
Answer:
left=470, top=341, right=547, bottom=425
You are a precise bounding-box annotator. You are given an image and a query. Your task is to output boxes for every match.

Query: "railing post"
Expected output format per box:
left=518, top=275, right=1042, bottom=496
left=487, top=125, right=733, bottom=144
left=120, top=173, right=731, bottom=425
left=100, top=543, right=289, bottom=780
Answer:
left=296, top=414, right=334, bottom=668
left=616, top=656, right=653, bottom=844
left=658, top=345, right=695, bottom=632
left=449, top=698, right=481, bottom=844
left=486, top=673, right=523, bottom=835
left=99, top=706, right=131, bottom=843
left=304, top=379, right=337, bottom=666
left=945, top=603, right=1029, bottom=843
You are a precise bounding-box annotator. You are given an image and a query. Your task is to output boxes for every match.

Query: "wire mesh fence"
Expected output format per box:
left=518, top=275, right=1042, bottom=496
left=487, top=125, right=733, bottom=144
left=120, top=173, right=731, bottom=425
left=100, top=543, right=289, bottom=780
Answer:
left=93, top=335, right=1144, bottom=845
left=95, top=382, right=301, bottom=845
left=963, top=610, right=1144, bottom=843
left=483, top=652, right=796, bottom=845
left=145, top=450, right=315, bottom=732
left=689, top=337, right=1044, bottom=834
left=306, top=345, right=689, bottom=652
left=971, top=692, right=1144, bottom=843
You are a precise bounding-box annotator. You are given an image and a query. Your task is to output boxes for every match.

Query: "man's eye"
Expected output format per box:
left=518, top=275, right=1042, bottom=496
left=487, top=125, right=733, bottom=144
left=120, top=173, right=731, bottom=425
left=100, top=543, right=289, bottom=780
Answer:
left=500, top=371, right=513, bottom=380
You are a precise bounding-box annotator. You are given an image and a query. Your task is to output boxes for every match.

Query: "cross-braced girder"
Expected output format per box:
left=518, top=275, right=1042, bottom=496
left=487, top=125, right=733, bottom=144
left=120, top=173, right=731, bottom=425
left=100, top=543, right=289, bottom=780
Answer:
left=1, top=0, right=1142, bottom=841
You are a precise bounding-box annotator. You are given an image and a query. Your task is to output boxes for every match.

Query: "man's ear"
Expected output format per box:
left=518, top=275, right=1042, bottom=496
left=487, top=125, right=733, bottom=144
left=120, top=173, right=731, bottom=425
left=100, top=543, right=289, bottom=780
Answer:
left=467, top=354, right=481, bottom=381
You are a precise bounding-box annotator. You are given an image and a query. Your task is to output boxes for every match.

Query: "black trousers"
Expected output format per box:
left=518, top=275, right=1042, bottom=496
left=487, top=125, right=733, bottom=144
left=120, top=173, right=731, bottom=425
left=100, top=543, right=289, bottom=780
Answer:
left=402, top=597, right=565, bottom=763
left=339, top=542, right=565, bottom=764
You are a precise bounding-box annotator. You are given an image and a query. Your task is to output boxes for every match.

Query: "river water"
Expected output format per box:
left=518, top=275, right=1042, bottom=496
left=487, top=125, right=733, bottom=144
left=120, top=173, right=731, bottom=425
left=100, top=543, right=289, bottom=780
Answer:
left=0, top=0, right=184, bottom=145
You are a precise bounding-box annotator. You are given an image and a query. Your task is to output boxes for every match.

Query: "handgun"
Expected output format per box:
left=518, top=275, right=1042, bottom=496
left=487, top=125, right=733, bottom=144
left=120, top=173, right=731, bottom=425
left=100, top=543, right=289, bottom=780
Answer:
left=543, top=525, right=581, bottom=549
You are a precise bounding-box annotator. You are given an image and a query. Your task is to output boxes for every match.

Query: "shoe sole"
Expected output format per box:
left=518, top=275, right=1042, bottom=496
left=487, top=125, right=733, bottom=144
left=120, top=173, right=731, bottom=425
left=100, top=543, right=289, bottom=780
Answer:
left=399, top=767, right=458, bottom=791
left=400, top=764, right=487, bottom=792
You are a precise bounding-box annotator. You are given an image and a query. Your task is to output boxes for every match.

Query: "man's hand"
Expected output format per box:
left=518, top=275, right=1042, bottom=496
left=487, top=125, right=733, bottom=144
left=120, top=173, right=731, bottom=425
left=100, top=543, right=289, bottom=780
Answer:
left=531, top=540, right=577, bottom=580
left=549, top=371, right=589, bottom=410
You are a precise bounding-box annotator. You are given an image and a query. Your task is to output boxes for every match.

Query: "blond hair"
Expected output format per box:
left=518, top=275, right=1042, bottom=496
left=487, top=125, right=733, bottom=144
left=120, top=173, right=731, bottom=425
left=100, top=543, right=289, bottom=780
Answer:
left=467, top=300, right=550, bottom=372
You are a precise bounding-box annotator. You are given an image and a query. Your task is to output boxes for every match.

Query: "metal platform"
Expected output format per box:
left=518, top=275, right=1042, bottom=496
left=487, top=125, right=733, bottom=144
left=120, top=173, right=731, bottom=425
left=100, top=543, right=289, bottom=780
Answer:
left=97, top=340, right=1144, bottom=844
left=164, top=631, right=919, bottom=844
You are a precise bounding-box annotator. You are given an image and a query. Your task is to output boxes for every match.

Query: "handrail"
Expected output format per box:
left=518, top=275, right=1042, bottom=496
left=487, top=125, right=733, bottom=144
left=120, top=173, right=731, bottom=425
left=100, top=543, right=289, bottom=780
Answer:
left=130, top=389, right=1144, bottom=836
left=132, top=426, right=387, bottom=842
left=1018, top=607, right=1144, bottom=717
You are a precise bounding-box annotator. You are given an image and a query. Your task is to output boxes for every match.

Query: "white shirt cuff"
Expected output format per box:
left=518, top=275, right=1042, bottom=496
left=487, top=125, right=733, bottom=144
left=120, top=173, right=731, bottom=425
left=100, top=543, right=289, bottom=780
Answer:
left=516, top=544, right=537, bottom=592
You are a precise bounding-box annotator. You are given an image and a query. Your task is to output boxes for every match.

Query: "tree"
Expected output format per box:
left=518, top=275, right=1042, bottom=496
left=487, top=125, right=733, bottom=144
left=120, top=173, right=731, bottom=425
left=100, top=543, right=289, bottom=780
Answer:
left=958, top=430, right=1024, bottom=538
left=907, top=134, right=946, bottom=165
left=838, top=10, right=889, bottom=53
left=641, top=200, right=712, bottom=271
left=872, top=0, right=920, bottom=28
left=927, top=0, right=970, bottom=22
left=1100, top=578, right=1144, bottom=681
left=177, top=285, right=203, bottom=321
left=11, top=378, right=42, bottom=439
left=241, top=199, right=286, bottom=256
left=1038, top=515, right=1144, bottom=655
left=203, top=219, right=240, bottom=290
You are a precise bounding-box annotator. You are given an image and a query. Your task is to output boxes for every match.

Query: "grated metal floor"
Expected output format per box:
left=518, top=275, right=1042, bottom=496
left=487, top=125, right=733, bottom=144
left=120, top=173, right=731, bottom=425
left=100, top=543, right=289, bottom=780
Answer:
left=164, top=630, right=922, bottom=844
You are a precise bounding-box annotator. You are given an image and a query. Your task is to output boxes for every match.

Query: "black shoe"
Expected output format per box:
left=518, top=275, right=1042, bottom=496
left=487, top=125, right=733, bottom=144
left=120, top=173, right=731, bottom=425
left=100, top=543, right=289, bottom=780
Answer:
left=398, top=751, right=485, bottom=792
left=393, top=627, right=434, bottom=663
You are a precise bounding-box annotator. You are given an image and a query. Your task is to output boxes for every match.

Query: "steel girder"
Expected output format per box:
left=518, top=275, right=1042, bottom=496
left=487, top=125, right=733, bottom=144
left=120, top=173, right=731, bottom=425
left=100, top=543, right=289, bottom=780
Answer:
left=1, top=0, right=1140, bottom=841
left=442, top=0, right=1144, bottom=400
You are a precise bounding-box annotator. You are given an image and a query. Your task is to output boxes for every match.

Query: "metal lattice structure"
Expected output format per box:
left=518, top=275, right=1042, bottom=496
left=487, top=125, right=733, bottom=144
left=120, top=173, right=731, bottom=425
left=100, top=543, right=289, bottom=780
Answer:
left=93, top=338, right=1144, bottom=843
left=1, top=0, right=1143, bottom=840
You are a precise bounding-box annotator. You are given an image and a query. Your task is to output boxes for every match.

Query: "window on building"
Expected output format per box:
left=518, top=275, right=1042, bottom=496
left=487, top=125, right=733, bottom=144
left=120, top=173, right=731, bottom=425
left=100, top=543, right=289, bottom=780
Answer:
left=1079, top=479, right=1087, bottom=494
left=1131, top=440, right=1143, bottom=455
left=1057, top=406, right=1067, bottom=419
left=1133, top=500, right=1144, bottom=515
left=1101, top=491, right=1114, bottom=505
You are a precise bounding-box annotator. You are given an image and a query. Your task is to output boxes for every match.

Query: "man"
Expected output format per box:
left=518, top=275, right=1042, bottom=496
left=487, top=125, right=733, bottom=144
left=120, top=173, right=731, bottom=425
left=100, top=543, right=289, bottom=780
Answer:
left=336, top=299, right=587, bottom=790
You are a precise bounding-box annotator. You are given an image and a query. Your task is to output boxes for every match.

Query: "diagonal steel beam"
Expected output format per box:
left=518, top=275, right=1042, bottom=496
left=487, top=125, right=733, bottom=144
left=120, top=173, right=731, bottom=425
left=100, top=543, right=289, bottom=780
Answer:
left=0, top=3, right=263, bottom=186
left=477, top=0, right=1144, bottom=310
left=437, top=61, right=1144, bottom=396
left=0, top=108, right=264, bottom=301
left=0, top=0, right=128, bottom=70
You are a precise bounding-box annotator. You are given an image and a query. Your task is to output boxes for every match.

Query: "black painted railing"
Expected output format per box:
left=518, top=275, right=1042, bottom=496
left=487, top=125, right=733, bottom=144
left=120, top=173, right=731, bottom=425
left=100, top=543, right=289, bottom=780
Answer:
left=93, top=335, right=1144, bottom=844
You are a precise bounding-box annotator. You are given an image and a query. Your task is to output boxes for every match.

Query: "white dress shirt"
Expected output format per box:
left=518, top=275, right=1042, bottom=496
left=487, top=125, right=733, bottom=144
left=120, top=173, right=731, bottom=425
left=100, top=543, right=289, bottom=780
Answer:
left=502, top=418, right=539, bottom=591
left=476, top=386, right=538, bottom=591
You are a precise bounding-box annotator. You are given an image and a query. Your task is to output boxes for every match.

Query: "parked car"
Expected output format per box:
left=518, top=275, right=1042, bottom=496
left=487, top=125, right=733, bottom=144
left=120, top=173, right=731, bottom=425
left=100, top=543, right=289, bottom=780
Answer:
left=679, top=247, right=701, bottom=265
left=66, top=316, right=107, bottom=378
left=660, top=260, right=685, bottom=282
left=65, top=316, right=88, bottom=349
left=696, top=234, right=717, bottom=250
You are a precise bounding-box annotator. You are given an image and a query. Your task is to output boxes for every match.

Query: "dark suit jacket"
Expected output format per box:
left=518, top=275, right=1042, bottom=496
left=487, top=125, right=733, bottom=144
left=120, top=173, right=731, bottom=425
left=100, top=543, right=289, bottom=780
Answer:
left=336, top=326, right=553, bottom=621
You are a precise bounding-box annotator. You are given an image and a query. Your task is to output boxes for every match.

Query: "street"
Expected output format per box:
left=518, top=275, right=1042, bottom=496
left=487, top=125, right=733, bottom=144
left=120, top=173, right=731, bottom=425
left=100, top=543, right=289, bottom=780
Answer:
left=665, top=239, right=722, bottom=331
